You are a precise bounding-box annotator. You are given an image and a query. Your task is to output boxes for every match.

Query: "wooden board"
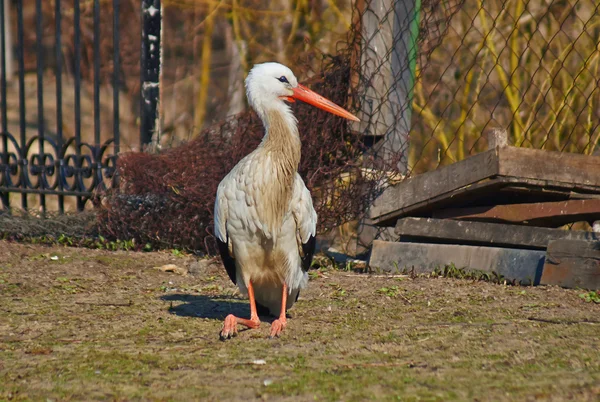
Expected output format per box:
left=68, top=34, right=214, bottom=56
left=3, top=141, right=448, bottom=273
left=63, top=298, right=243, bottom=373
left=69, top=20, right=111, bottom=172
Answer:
left=369, top=147, right=600, bottom=226
left=368, top=240, right=546, bottom=285
left=369, top=149, right=500, bottom=224
left=498, top=147, right=600, bottom=188
left=432, top=199, right=600, bottom=227
left=540, top=240, right=600, bottom=290
left=395, top=217, right=599, bottom=250
left=497, top=185, right=600, bottom=200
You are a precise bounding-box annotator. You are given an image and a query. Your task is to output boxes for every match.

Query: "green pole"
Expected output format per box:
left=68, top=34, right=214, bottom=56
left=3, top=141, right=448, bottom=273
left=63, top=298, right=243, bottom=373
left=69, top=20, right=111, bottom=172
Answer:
left=389, top=0, right=421, bottom=173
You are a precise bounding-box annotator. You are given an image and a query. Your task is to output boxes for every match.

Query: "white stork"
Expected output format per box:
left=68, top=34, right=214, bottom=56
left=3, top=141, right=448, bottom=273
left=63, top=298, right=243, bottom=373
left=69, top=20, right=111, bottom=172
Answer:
left=214, top=62, right=359, bottom=340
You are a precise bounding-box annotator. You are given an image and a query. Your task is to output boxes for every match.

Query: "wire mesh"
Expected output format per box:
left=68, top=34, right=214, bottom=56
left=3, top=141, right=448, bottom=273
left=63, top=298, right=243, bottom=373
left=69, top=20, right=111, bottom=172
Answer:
left=408, top=0, right=600, bottom=174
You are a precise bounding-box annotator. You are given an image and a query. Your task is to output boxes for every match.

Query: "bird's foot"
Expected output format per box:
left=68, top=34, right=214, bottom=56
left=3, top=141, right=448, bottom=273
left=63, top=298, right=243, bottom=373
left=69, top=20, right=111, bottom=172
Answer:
left=269, top=318, right=287, bottom=338
left=220, top=314, right=239, bottom=340
left=220, top=314, right=260, bottom=341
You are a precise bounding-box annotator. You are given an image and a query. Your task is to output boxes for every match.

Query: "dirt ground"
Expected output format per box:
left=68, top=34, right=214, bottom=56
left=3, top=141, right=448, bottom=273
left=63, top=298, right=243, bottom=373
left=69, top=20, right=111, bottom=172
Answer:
left=0, top=241, right=599, bottom=401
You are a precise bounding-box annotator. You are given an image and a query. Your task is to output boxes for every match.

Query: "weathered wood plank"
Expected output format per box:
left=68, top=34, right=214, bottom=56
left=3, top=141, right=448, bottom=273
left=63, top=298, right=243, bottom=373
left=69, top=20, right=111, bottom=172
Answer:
left=395, top=217, right=599, bottom=250
left=369, top=175, right=592, bottom=226
left=368, top=240, right=545, bottom=285
left=369, top=149, right=500, bottom=224
left=433, top=199, right=600, bottom=227
left=369, top=146, right=600, bottom=226
left=497, top=185, right=600, bottom=200
left=498, top=147, right=600, bottom=188
left=541, top=240, right=600, bottom=290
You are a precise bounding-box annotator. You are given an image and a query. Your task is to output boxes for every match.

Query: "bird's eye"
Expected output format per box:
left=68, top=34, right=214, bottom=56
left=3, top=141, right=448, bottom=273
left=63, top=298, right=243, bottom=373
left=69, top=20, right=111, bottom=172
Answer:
left=278, top=76, right=289, bottom=83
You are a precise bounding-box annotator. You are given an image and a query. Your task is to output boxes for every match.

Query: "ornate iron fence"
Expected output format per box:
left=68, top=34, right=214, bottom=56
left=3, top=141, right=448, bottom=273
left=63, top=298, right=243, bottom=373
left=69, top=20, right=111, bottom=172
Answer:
left=0, top=0, right=161, bottom=213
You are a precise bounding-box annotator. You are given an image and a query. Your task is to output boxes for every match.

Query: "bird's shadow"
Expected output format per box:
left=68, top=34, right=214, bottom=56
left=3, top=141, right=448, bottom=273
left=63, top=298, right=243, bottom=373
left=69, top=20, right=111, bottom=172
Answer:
left=160, top=293, right=279, bottom=323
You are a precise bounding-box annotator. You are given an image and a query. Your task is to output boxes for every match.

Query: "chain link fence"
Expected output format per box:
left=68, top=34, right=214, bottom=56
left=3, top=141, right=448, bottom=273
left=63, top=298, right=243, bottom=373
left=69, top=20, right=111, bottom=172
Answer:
left=406, top=0, right=600, bottom=174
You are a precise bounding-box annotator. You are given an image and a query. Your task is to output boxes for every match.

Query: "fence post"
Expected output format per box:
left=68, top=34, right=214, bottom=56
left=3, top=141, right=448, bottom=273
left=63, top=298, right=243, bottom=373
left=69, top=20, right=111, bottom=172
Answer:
left=354, top=0, right=421, bottom=254
left=354, top=0, right=420, bottom=173
left=389, top=0, right=420, bottom=172
left=140, top=0, right=162, bottom=150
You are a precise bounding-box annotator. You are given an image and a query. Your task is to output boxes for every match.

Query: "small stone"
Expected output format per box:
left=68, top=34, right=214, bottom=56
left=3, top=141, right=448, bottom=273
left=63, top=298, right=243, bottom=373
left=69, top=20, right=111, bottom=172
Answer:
left=187, top=258, right=220, bottom=276
left=263, top=379, right=273, bottom=386
left=252, top=359, right=266, bottom=365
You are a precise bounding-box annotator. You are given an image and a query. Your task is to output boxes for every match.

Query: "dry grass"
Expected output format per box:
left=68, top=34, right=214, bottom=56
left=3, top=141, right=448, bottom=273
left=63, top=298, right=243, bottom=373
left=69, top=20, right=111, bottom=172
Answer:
left=1, top=241, right=599, bottom=401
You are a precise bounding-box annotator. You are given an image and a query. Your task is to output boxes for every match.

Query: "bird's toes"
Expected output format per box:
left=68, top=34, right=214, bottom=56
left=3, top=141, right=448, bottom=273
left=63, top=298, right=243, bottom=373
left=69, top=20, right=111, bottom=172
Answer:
left=219, top=328, right=237, bottom=341
left=268, top=319, right=286, bottom=339
left=220, top=314, right=238, bottom=341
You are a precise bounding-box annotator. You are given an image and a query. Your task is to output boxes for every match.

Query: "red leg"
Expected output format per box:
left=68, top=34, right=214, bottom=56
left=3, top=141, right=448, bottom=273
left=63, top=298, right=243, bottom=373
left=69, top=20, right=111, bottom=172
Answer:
left=269, top=284, right=288, bottom=338
left=220, top=281, right=261, bottom=340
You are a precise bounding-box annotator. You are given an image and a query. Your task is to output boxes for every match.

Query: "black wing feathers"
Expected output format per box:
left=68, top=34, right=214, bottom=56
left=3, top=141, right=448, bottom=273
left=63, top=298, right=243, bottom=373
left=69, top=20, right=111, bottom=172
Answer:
left=216, top=237, right=237, bottom=285
left=301, top=235, right=316, bottom=272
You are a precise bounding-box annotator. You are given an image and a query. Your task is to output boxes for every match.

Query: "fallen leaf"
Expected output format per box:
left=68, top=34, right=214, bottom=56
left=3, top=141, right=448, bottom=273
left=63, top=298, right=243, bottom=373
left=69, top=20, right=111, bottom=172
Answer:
left=26, top=347, right=53, bottom=355
left=155, top=264, right=188, bottom=276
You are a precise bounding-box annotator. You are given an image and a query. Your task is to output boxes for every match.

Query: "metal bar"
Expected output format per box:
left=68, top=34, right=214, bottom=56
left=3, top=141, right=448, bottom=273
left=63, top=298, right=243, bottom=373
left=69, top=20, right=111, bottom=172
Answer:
left=93, top=0, right=100, bottom=148
left=0, top=187, right=93, bottom=197
left=92, top=0, right=103, bottom=202
left=0, top=0, right=8, bottom=209
left=140, top=0, right=162, bottom=148
left=74, top=0, right=83, bottom=211
left=0, top=0, right=7, bottom=134
left=55, top=0, right=64, bottom=213
left=35, top=0, right=45, bottom=212
left=16, top=0, right=27, bottom=210
left=113, top=0, right=120, bottom=156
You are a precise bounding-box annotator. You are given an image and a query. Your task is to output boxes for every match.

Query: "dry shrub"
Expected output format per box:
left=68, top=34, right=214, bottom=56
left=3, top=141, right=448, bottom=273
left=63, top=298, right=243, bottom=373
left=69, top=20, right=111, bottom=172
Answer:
left=96, top=55, right=397, bottom=254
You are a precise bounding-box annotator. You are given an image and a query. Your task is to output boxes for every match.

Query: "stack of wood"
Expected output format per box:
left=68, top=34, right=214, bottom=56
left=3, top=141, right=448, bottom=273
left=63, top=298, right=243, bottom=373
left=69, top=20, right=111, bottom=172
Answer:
left=368, top=131, right=600, bottom=290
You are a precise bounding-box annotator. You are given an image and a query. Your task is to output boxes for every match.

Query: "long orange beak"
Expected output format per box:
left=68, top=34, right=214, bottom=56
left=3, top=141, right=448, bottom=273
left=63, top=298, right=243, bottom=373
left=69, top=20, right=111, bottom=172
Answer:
left=289, top=84, right=360, bottom=122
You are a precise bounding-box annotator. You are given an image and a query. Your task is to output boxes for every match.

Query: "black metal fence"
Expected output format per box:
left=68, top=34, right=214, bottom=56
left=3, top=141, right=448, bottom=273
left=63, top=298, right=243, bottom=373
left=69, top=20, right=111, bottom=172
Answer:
left=0, top=0, right=161, bottom=213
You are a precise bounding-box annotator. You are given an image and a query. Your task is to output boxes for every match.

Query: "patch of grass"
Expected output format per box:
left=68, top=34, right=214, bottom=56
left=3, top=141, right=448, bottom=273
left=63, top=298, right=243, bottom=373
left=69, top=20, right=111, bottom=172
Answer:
left=328, top=283, right=348, bottom=298
left=431, top=263, right=508, bottom=284
left=201, top=275, right=217, bottom=282
left=6, top=232, right=141, bottom=252
left=377, top=286, right=400, bottom=298
left=52, top=277, right=87, bottom=294
left=201, top=284, right=225, bottom=293
left=579, top=291, right=600, bottom=304
left=171, top=249, right=186, bottom=257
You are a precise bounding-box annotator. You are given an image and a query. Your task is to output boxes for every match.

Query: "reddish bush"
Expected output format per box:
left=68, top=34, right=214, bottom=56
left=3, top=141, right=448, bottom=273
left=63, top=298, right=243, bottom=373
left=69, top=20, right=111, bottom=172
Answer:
left=96, top=55, right=400, bottom=254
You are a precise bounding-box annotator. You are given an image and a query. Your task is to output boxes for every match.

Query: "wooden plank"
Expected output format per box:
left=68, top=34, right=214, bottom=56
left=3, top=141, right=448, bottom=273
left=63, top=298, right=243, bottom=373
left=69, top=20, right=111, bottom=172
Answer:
left=497, top=185, right=600, bottom=200
left=498, top=147, right=600, bottom=189
left=395, top=217, right=599, bottom=250
left=371, top=175, right=600, bottom=226
left=369, top=149, right=500, bottom=224
left=541, top=240, right=600, bottom=290
left=369, top=147, right=600, bottom=226
left=368, top=240, right=545, bottom=285
left=433, top=199, right=600, bottom=227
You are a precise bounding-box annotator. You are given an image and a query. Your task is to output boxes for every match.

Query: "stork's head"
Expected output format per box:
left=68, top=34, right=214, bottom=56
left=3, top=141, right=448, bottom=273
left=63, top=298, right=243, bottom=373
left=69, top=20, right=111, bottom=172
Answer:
left=245, top=62, right=359, bottom=122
